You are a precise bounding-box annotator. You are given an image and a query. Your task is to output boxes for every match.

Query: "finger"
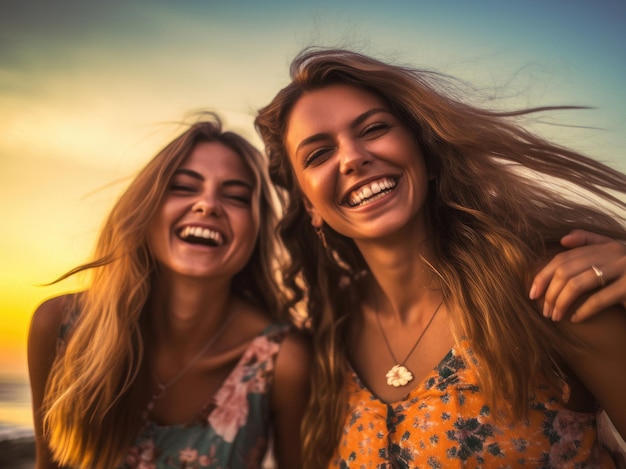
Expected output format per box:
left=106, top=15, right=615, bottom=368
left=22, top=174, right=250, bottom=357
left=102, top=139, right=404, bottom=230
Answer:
left=532, top=240, right=626, bottom=302
left=549, top=269, right=600, bottom=321
left=557, top=261, right=626, bottom=321
left=533, top=246, right=606, bottom=302
left=544, top=256, right=622, bottom=320
left=531, top=250, right=586, bottom=300
left=560, top=229, right=614, bottom=249
left=570, top=280, right=626, bottom=322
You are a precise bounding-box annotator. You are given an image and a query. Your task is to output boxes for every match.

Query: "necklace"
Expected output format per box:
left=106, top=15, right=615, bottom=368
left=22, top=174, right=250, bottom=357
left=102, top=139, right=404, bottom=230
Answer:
left=376, top=301, right=443, bottom=387
left=145, top=310, right=237, bottom=412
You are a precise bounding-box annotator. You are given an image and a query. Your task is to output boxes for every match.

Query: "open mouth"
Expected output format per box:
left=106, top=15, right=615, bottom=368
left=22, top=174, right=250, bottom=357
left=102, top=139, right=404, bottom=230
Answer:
left=343, top=177, right=397, bottom=207
left=178, top=226, right=225, bottom=247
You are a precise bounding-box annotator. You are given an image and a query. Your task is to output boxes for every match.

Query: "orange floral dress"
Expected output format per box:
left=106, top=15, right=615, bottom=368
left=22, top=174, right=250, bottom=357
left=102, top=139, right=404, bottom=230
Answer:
left=331, top=341, right=615, bottom=468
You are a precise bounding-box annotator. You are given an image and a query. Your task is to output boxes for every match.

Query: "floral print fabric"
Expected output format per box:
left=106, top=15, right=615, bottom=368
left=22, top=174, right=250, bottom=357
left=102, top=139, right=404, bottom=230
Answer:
left=331, top=340, right=615, bottom=468
left=122, top=323, right=289, bottom=469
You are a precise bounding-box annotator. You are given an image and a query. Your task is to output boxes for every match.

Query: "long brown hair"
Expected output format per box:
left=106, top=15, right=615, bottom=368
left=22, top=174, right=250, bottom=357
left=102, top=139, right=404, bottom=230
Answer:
left=255, top=48, right=626, bottom=468
left=43, top=114, right=287, bottom=468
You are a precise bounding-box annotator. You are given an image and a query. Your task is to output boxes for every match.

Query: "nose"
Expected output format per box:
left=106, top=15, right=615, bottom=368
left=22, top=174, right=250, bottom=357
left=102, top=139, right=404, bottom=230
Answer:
left=192, top=196, right=222, bottom=217
left=338, top=140, right=372, bottom=175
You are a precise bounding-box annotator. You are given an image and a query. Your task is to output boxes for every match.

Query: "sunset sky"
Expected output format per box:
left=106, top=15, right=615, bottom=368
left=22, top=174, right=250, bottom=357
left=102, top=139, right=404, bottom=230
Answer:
left=2, top=0, right=625, bottom=380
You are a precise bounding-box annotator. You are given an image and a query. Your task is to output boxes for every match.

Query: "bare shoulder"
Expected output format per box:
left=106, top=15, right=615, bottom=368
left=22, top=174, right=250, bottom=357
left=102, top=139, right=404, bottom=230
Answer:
left=276, top=328, right=312, bottom=371
left=28, top=294, right=76, bottom=378
left=557, top=305, right=626, bottom=350
left=556, top=305, right=626, bottom=437
left=29, top=294, right=75, bottom=343
left=555, top=304, right=626, bottom=371
left=230, top=296, right=312, bottom=369
left=29, top=295, right=76, bottom=469
left=270, top=327, right=312, bottom=467
left=273, top=327, right=312, bottom=396
left=231, top=297, right=278, bottom=337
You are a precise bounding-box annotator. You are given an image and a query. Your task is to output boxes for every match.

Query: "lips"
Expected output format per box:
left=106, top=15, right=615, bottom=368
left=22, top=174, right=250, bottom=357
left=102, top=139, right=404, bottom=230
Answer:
left=343, top=177, right=397, bottom=207
left=178, top=225, right=225, bottom=247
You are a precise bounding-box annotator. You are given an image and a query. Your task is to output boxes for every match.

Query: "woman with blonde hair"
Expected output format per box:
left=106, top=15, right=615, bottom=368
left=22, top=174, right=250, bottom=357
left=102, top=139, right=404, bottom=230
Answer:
left=28, top=115, right=310, bottom=468
left=256, top=48, right=626, bottom=468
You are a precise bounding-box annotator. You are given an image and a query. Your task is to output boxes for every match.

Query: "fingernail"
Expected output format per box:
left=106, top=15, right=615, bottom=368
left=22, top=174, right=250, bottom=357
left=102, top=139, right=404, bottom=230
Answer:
left=570, top=314, right=579, bottom=323
left=543, top=304, right=551, bottom=318
left=529, top=285, right=536, bottom=300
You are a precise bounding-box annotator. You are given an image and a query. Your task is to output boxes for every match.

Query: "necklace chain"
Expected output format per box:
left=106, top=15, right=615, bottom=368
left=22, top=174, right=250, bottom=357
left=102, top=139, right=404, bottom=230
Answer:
left=375, top=300, right=443, bottom=387
left=148, top=310, right=238, bottom=405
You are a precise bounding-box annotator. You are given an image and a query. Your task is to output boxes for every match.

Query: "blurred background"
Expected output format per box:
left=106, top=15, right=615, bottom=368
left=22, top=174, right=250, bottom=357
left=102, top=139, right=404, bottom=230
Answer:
left=1, top=0, right=625, bottom=459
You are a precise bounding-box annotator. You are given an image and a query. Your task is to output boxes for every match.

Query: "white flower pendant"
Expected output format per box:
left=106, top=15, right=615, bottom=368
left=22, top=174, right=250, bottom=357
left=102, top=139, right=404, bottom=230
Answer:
left=385, top=364, right=414, bottom=387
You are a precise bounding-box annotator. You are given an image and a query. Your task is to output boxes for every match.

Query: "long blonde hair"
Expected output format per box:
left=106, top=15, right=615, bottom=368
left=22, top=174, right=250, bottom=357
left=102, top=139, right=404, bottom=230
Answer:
left=255, top=48, right=626, bottom=468
left=43, top=114, right=286, bottom=468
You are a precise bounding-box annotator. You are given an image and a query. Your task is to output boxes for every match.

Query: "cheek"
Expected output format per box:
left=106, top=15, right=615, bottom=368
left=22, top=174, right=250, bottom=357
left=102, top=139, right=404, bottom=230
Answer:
left=235, top=212, right=259, bottom=245
left=146, top=206, right=172, bottom=249
left=146, top=220, right=165, bottom=256
left=246, top=220, right=260, bottom=247
left=299, top=170, right=333, bottom=207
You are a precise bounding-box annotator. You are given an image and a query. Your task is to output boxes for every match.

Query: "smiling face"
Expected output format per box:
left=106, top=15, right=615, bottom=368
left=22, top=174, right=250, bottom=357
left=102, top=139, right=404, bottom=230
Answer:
left=284, top=84, right=431, bottom=243
left=148, top=141, right=258, bottom=281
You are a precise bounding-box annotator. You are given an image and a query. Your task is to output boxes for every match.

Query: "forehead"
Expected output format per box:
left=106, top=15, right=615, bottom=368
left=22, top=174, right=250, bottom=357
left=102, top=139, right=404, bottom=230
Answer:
left=179, top=141, right=255, bottom=184
left=285, top=84, right=388, bottom=149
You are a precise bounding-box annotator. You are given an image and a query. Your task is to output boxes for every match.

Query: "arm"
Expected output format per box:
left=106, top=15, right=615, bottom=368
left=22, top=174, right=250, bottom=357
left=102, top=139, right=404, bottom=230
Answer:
left=558, top=305, right=626, bottom=439
left=531, top=230, right=626, bottom=322
left=28, top=296, right=67, bottom=469
left=270, top=329, right=312, bottom=468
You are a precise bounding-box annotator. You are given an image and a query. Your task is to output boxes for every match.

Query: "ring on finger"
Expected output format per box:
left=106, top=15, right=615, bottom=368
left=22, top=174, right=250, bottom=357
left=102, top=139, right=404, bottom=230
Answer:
left=591, top=265, right=606, bottom=288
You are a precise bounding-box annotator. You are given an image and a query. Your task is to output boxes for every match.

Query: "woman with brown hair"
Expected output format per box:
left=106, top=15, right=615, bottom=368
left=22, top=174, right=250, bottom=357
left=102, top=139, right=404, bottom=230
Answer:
left=28, top=115, right=310, bottom=468
left=256, top=48, right=626, bottom=468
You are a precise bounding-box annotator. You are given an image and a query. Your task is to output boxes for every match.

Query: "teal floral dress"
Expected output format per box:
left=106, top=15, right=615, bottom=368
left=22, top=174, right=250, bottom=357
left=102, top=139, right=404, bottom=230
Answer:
left=121, top=323, right=289, bottom=469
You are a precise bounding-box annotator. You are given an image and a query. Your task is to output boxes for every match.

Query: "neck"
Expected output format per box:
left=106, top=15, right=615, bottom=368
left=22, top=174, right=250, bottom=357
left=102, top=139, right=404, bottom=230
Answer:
left=148, top=272, right=234, bottom=349
left=357, top=233, right=440, bottom=323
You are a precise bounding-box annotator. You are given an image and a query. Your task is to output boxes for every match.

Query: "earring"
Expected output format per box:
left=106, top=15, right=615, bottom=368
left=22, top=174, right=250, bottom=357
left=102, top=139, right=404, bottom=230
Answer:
left=315, top=226, right=328, bottom=250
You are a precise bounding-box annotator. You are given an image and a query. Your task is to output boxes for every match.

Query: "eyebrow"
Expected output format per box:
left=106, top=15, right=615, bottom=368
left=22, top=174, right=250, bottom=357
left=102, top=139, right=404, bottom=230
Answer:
left=173, top=168, right=253, bottom=190
left=174, top=168, right=203, bottom=180
left=295, top=107, right=391, bottom=154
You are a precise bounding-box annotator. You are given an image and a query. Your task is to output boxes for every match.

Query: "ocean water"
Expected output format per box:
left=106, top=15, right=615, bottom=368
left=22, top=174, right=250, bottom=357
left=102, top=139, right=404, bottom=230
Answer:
left=0, top=376, right=33, bottom=440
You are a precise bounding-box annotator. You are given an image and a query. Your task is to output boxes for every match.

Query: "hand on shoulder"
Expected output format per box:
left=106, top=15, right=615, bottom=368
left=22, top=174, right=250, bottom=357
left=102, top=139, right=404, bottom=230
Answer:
left=531, top=230, right=626, bottom=322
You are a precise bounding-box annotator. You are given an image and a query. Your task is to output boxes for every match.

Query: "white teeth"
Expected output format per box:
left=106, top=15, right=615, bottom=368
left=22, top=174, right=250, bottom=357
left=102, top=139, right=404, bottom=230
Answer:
left=179, top=226, right=223, bottom=245
left=347, top=177, right=396, bottom=207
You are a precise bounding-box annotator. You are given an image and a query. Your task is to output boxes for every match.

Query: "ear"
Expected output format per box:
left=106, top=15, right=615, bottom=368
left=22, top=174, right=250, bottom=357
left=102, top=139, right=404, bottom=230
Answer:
left=302, top=197, right=324, bottom=228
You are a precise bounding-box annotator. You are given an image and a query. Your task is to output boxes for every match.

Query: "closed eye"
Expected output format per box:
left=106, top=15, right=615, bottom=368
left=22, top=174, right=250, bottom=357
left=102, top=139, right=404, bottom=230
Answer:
left=225, top=194, right=252, bottom=205
left=169, top=183, right=196, bottom=193
left=360, top=122, right=390, bottom=140
left=304, top=147, right=334, bottom=168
